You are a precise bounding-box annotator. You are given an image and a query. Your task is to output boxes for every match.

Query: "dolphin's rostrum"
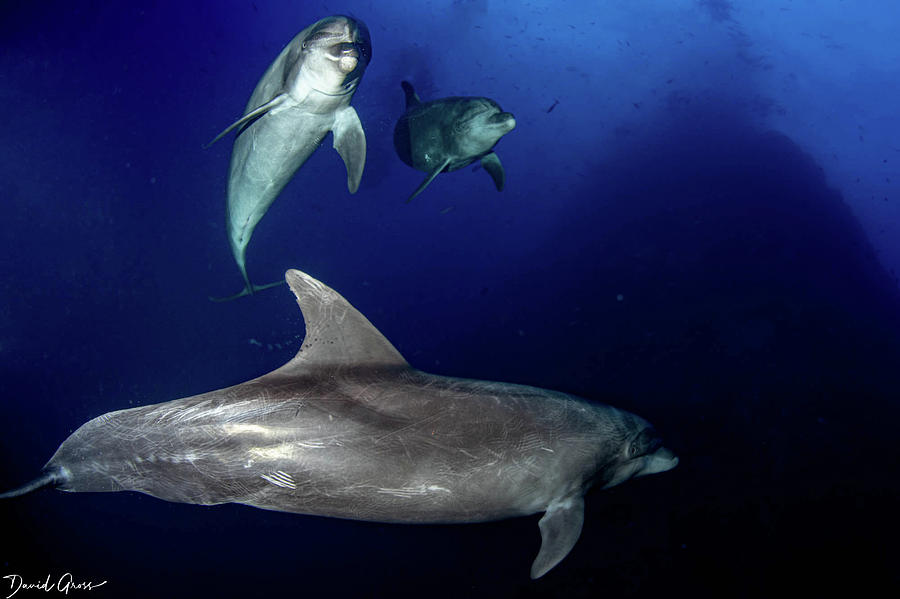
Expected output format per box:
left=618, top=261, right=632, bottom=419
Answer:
left=1, top=270, right=677, bottom=578
left=394, top=81, right=516, bottom=202
left=208, top=16, right=372, bottom=301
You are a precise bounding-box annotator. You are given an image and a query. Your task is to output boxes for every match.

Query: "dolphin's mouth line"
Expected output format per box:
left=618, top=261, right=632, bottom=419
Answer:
left=297, top=67, right=359, bottom=97
left=310, top=85, right=357, bottom=97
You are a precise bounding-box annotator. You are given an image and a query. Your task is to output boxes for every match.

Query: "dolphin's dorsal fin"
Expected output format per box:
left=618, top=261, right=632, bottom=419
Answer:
left=531, top=495, right=585, bottom=579
left=401, top=80, right=421, bottom=108
left=275, top=270, right=409, bottom=374
left=204, top=93, right=288, bottom=148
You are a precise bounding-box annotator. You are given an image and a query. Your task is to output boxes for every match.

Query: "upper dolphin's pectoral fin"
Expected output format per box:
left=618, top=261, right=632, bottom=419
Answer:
left=204, top=94, right=289, bottom=148
left=531, top=495, right=585, bottom=579
left=400, top=80, right=421, bottom=108
left=274, top=270, right=410, bottom=374
left=209, top=280, right=286, bottom=303
left=407, top=158, right=452, bottom=203
left=480, top=152, right=506, bottom=192
left=332, top=106, right=366, bottom=193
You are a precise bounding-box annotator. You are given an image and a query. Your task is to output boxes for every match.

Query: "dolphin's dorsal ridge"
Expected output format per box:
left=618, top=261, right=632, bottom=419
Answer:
left=531, top=495, right=585, bottom=579
left=278, top=270, right=409, bottom=373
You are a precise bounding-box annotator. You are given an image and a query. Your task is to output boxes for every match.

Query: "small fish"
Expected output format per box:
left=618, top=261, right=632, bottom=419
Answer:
left=546, top=99, right=559, bottom=113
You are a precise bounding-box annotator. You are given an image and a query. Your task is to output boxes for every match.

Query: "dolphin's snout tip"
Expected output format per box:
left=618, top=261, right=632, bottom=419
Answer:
left=644, top=446, right=679, bottom=475
left=338, top=55, right=359, bottom=73
left=492, top=112, right=516, bottom=131
left=330, top=42, right=360, bottom=73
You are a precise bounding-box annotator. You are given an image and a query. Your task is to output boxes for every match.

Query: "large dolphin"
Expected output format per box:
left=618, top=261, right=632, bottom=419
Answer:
left=0, top=270, right=677, bottom=578
left=208, top=16, right=372, bottom=301
left=393, top=81, right=516, bottom=202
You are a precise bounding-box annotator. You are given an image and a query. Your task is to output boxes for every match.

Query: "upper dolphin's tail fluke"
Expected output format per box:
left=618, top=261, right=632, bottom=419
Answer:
left=209, top=280, right=285, bottom=302
left=0, top=467, right=66, bottom=499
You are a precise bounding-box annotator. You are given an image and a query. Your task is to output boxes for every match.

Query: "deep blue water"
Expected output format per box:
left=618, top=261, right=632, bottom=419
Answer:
left=2, top=1, right=899, bottom=597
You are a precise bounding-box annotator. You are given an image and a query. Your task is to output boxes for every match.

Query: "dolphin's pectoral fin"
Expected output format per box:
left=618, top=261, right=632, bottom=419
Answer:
left=400, top=80, right=422, bottom=108
left=531, top=495, right=585, bottom=579
left=204, top=94, right=289, bottom=148
left=407, top=158, right=452, bottom=203
left=332, top=106, right=366, bottom=193
left=274, top=270, right=410, bottom=374
left=480, top=152, right=506, bottom=192
left=209, top=280, right=286, bottom=303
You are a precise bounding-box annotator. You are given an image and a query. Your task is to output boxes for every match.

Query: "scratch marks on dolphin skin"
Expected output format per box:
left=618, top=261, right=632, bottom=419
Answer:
left=375, top=484, right=451, bottom=499
left=132, top=452, right=200, bottom=465
left=261, top=470, right=297, bottom=490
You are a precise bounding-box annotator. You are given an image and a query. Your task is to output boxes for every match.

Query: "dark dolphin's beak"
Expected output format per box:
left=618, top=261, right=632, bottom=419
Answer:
left=490, top=111, right=517, bottom=131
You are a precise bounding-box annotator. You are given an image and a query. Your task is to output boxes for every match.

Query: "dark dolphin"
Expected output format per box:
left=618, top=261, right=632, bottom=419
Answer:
left=393, top=81, right=516, bottom=202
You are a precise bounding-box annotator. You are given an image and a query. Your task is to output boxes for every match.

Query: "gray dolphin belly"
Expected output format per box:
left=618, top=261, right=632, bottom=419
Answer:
left=226, top=108, right=331, bottom=256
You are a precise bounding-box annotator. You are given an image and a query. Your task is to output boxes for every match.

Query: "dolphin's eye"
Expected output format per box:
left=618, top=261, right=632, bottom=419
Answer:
left=627, top=443, right=639, bottom=458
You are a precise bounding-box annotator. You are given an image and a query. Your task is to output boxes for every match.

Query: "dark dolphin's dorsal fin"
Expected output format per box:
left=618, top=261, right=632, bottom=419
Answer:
left=400, top=80, right=421, bottom=108
left=275, top=270, right=409, bottom=374
left=480, top=152, right=506, bottom=191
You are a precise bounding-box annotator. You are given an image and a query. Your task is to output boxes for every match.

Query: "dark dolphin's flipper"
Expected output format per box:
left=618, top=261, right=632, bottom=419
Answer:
left=480, top=151, right=505, bottom=191
left=0, top=467, right=66, bottom=499
left=407, top=157, right=452, bottom=203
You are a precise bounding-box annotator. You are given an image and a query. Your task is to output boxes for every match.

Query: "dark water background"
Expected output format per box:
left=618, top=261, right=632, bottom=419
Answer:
left=1, top=1, right=898, bottom=597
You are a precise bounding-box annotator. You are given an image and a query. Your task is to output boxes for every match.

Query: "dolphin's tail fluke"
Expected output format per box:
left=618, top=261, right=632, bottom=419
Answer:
left=0, top=467, right=65, bottom=499
left=209, top=279, right=285, bottom=302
